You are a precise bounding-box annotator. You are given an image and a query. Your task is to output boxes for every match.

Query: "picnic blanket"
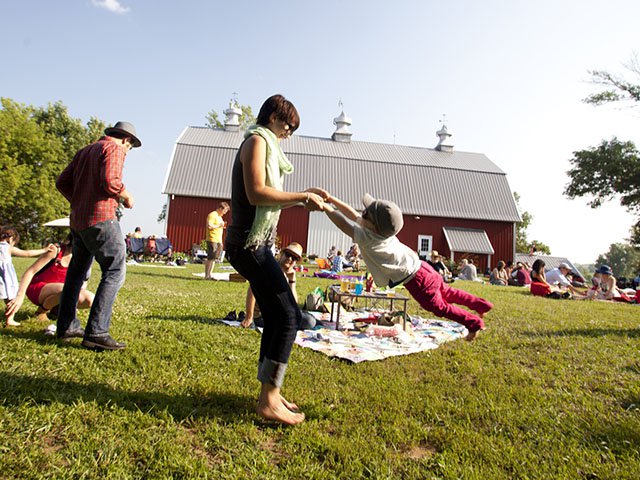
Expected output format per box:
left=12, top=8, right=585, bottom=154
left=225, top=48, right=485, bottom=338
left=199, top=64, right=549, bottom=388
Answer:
left=216, top=312, right=467, bottom=363
left=294, top=316, right=467, bottom=363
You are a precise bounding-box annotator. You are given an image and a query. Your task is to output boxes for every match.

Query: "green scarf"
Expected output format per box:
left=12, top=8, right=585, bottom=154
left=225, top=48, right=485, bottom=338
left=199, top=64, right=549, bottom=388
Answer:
left=243, top=124, right=294, bottom=248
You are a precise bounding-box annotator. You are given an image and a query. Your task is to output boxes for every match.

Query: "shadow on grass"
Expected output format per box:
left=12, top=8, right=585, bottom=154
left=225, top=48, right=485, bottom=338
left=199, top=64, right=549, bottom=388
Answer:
left=588, top=412, right=640, bottom=451
left=0, top=371, right=252, bottom=423
left=150, top=314, right=232, bottom=326
left=126, top=270, right=206, bottom=282
left=0, top=327, right=67, bottom=346
left=523, top=328, right=640, bottom=338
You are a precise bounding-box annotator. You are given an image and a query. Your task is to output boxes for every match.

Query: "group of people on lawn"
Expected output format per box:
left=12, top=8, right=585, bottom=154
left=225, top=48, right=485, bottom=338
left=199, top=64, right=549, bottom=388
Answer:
left=482, top=257, right=634, bottom=302
left=3, top=94, right=633, bottom=427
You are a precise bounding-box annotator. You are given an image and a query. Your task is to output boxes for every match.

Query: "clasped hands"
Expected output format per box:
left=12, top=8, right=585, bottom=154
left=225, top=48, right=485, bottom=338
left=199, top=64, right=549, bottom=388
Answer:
left=303, top=187, right=335, bottom=212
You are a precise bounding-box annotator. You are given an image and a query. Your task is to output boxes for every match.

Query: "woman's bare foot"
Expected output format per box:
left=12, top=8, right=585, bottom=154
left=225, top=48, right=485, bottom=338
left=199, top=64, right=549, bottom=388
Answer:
left=5, top=319, right=21, bottom=327
left=280, top=395, right=299, bottom=412
left=256, top=401, right=305, bottom=425
left=257, top=384, right=305, bottom=425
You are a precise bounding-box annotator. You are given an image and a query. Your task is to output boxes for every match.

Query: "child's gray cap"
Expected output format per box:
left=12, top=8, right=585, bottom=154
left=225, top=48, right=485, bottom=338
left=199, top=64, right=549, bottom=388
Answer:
left=362, top=193, right=404, bottom=238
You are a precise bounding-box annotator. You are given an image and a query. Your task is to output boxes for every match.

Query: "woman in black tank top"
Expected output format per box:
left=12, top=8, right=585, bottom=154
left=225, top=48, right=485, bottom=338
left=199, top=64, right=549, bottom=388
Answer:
left=224, top=94, right=327, bottom=426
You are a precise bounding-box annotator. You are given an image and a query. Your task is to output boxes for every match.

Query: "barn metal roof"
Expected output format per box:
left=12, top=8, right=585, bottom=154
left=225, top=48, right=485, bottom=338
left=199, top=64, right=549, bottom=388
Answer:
left=515, top=254, right=584, bottom=279
left=443, top=227, right=495, bottom=255
left=163, top=127, right=521, bottom=223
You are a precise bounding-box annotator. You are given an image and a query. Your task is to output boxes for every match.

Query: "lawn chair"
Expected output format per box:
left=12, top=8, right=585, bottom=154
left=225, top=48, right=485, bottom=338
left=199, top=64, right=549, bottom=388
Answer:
left=155, top=237, right=173, bottom=262
left=315, top=257, right=331, bottom=270
left=128, top=237, right=144, bottom=262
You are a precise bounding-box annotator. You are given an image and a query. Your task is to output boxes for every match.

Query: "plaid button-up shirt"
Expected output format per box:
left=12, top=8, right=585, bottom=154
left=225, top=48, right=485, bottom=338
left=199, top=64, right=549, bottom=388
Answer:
left=56, top=136, right=127, bottom=231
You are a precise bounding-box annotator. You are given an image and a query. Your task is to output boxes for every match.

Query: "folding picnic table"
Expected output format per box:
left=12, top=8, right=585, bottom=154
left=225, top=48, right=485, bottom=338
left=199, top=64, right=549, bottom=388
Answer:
left=328, top=285, right=409, bottom=330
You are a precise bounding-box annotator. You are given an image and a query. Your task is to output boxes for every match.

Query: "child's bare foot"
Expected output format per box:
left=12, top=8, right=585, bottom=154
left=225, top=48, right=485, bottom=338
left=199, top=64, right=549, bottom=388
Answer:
left=5, top=319, right=21, bottom=327
left=466, top=328, right=485, bottom=341
left=256, top=401, right=305, bottom=425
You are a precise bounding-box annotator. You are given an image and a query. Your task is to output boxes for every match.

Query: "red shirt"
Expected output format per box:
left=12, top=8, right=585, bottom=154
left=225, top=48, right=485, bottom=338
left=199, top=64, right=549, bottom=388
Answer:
left=56, top=136, right=127, bottom=231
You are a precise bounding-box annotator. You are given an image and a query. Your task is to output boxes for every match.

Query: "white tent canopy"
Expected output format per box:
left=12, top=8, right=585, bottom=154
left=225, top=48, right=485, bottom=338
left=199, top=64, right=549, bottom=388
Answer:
left=43, top=218, right=70, bottom=227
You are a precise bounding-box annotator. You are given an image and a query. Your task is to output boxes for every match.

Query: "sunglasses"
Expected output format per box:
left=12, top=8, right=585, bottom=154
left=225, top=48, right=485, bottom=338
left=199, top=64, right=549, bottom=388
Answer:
left=283, top=251, right=299, bottom=261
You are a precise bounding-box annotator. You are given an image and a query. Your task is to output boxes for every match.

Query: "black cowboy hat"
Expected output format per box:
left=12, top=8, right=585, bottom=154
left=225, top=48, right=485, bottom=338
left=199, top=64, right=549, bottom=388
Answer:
left=104, top=121, right=142, bottom=148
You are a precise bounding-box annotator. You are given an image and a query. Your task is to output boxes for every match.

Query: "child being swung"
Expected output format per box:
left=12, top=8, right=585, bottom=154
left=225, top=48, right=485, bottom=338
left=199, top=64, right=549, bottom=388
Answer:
left=322, top=194, right=492, bottom=340
left=1, top=226, right=56, bottom=327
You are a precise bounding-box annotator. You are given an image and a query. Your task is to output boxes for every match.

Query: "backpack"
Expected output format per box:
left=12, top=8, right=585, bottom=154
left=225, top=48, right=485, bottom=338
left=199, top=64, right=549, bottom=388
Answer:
left=305, top=287, right=326, bottom=312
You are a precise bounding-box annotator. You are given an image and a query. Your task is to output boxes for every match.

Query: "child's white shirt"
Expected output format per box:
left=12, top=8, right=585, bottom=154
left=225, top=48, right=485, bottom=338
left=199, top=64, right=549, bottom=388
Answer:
left=353, top=224, right=421, bottom=288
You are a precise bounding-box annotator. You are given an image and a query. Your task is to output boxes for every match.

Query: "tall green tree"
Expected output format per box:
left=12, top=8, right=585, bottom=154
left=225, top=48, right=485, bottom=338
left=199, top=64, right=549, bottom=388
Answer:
left=565, top=57, right=640, bottom=244
left=583, top=54, right=640, bottom=106
left=595, top=242, right=640, bottom=278
left=514, top=192, right=533, bottom=253
left=0, top=98, right=105, bottom=247
left=205, top=101, right=255, bottom=130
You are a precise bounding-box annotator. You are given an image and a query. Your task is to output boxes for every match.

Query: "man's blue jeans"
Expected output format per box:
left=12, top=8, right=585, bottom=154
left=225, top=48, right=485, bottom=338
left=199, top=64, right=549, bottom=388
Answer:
left=57, top=220, right=126, bottom=338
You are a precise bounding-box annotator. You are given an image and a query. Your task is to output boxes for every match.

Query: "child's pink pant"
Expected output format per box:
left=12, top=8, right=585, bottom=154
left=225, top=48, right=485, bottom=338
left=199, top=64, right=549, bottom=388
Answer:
left=404, top=262, right=492, bottom=332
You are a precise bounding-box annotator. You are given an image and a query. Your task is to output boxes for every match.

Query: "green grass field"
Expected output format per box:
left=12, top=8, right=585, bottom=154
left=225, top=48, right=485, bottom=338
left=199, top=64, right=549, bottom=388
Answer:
left=1, top=258, right=639, bottom=479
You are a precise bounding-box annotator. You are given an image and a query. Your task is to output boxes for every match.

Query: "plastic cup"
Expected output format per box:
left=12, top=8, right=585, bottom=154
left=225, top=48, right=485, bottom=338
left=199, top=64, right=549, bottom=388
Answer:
left=354, top=282, right=364, bottom=295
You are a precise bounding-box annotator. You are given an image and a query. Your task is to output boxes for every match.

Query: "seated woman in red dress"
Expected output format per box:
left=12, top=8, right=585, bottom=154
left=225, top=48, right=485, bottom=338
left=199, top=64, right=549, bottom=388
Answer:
left=530, top=259, right=570, bottom=299
left=4, top=235, right=94, bottom=322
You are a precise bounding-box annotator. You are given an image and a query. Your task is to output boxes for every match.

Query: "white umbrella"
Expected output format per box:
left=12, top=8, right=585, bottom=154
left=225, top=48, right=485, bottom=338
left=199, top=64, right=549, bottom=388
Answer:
left=43, top=217, right=70, bottom=227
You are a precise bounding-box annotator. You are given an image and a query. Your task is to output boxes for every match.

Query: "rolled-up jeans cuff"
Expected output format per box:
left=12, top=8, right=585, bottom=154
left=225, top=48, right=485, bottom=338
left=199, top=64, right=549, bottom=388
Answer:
left=257, top=358, right=288, bottom=387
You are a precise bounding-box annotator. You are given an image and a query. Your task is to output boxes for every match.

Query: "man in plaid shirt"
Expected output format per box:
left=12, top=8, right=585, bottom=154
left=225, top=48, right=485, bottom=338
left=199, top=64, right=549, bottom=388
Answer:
left=55, top=121, right=141, bottom=350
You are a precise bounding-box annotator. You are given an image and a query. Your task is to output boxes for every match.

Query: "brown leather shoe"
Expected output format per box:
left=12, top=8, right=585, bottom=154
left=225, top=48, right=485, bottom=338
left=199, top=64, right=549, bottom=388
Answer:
left=81, top=335, right=126, bottom=351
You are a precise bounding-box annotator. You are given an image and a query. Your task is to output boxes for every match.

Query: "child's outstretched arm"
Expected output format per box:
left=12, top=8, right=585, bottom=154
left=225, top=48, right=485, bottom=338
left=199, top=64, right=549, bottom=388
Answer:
left=11, top=243, right=56, bottom=258
left=324, top=204, right=355, bottom=239
left=327, top=195, right=361, bottom=222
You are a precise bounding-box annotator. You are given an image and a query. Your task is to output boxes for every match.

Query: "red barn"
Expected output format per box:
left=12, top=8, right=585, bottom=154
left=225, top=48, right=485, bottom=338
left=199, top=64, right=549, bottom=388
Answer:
left=162, top=109, right=520, bottom=273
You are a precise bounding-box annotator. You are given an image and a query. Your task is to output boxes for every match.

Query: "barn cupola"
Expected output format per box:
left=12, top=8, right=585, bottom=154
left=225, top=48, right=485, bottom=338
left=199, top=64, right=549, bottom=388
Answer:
left=435, top=123, right=453, bottom=152
left=332, top=105, right=352, bottom=143
left=224, top=101, right=242, bottom=132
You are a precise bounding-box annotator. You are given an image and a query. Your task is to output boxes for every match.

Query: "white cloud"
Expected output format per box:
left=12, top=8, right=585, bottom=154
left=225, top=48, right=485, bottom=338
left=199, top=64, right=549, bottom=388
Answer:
left=91, top=0, right=130, bottom=14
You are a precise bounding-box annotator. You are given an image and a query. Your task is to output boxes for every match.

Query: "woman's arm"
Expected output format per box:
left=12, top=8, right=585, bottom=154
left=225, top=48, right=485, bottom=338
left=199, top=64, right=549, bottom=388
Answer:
left=241, top=136, right=324, bottom=209
left=4, top=249, right=57, bottom=317
left=287, top=271, right=298, bottom=303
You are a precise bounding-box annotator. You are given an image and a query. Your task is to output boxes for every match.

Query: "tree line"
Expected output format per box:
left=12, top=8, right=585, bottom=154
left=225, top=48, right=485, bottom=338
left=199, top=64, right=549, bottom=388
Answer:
left=0, top=98, right=106, bottom=247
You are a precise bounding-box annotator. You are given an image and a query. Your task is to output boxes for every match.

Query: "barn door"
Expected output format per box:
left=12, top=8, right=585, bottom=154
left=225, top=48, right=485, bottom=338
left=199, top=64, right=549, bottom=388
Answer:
left=417, top=235, right=433, bottom=260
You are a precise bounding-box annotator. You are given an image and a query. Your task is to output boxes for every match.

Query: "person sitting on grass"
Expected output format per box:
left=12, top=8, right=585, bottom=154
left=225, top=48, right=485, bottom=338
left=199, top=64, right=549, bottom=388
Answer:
left=458, top=258, right=479, bottom=281
left=330, top=250, right=353, bottom=273
left=510, top=262, right=531, bottom=287
left=428, top=250, right=452, bottom=281
left=322, top=193, right=493, bottom=341
left=346, top=243, right=361, bottom=271
left=4, top=234, right=94, bottom=325
left=545, top=262, right=582, bottom=296
left=530, top=259, right=571, bottom=299
left=490, top=260, right=509, bottom=286
left=587, top=265, right=632, bottom=302
left=241, top=242, right=316, bottom=330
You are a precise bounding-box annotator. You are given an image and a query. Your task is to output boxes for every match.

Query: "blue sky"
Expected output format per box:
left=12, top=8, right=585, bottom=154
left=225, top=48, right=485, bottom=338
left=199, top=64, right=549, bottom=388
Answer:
left=2, top=0, right=639, bottom=263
